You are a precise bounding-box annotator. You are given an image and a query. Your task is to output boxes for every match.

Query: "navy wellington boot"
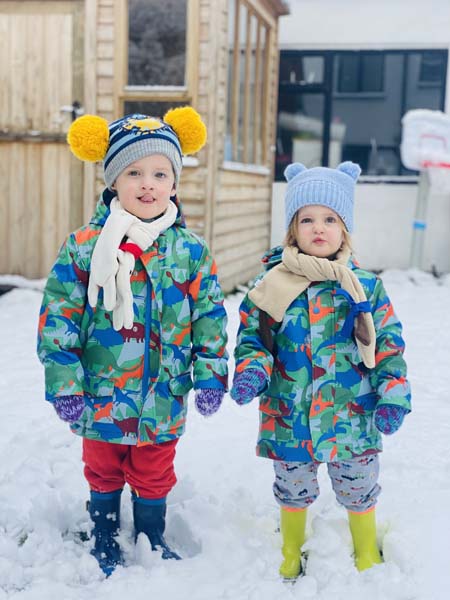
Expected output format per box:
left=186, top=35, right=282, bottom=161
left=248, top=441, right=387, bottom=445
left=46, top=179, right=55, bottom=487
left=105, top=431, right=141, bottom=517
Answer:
left=132, top=494, right=181, bottom=560
left=88, top=489, right=123, bottom=576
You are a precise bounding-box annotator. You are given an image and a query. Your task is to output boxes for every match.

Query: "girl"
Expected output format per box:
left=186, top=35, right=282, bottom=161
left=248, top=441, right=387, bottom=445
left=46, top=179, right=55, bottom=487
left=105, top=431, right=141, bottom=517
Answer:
left=230, top=161, right=411, bottom=580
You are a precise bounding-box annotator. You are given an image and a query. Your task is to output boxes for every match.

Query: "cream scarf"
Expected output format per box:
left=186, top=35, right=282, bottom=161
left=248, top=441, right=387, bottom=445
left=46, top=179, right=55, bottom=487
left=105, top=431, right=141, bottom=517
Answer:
left=88, top=198, right=178, bottom=331
left=249, top=245, right=376, bottom=368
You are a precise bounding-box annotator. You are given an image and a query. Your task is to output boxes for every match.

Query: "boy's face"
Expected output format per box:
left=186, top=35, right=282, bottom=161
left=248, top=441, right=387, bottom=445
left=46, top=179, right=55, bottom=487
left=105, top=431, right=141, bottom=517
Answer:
left=295, top=205, right=344, bottom=258
left=113, top=154, right=176, bottom=219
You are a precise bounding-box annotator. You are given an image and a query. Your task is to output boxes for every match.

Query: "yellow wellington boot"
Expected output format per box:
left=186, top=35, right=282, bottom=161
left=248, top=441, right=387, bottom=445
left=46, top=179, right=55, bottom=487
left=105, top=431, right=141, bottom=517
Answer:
left=279, top=507, right=307, bottom=579
left=348, top=509, right=383, bottom=571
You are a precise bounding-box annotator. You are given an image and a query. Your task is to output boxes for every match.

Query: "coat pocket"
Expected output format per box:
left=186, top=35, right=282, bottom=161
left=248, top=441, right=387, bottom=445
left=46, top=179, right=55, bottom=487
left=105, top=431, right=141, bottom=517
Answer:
left=161, top=372, right=193, bottom=424
left=169, top=372, right=193, bottom=398
left=71, top=377, right=115, bottom=434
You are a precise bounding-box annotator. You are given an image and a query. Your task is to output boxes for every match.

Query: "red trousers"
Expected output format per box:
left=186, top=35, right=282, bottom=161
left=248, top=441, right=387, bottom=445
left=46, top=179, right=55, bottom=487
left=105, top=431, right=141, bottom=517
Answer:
left=82, top=438, right=178, bottom=499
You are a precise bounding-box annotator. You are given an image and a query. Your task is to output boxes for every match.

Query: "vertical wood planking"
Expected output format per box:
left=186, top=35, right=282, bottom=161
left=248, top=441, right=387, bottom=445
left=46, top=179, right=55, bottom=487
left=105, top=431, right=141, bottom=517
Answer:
left=24, top=143, right=41, bottom=277
left=41, top=145, right=59, bottom=275
left=26, top=14, right=44, bottom=131
left=0, top=15, right=10, bottom=129
left=0, top=144, right=10, bottom=272
left=9, top=144, right=26, bottom=273
left=10, top=15, right=26, bottom=131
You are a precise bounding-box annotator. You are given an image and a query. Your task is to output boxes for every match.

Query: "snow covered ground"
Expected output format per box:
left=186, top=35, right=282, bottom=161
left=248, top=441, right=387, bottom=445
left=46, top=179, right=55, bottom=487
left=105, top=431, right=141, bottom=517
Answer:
left=0, top=270, right=449, bottom=600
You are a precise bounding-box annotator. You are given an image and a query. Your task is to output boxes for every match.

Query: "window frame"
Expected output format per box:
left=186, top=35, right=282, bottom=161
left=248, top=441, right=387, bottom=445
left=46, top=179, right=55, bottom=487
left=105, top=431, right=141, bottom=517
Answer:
left=114, top=0, right=199, bottom=115
left=277, top=48, right=448, bottom=181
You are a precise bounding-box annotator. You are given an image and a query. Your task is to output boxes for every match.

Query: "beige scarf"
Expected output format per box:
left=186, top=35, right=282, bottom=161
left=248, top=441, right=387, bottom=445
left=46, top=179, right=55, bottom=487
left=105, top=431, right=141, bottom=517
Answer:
left=249, top=245, right=376, bottom=368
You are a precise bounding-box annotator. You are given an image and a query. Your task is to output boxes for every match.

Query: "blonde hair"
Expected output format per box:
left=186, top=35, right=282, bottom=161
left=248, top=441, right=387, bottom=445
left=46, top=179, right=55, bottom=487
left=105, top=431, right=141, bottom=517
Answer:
left=283, top=212, right=353, bottom=255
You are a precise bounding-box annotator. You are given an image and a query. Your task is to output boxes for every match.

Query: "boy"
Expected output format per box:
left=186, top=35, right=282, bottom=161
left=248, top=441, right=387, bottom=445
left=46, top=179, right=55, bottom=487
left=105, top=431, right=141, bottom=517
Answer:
left=37, top=107, right=228, bottom=575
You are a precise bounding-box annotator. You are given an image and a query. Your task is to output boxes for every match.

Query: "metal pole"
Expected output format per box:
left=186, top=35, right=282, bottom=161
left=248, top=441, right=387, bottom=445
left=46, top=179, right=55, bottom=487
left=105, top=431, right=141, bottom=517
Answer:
left=409, top=169, right=430, bottom=270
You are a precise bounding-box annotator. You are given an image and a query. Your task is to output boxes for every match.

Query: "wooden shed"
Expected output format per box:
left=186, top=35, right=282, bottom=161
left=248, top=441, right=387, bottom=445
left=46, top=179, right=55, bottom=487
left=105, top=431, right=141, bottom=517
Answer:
left=0, top=0, right=289, bottom=292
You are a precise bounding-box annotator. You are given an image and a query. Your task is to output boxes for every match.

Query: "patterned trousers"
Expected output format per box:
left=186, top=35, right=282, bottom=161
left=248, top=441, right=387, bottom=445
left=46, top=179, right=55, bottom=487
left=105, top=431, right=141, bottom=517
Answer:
left=273, top=454, right=381, bottom=512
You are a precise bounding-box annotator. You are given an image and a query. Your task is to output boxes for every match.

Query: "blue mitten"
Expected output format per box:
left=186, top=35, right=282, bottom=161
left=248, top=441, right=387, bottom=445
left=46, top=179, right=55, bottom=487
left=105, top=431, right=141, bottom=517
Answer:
left=195, top=389, right=224, bottom=416
left=374, top=404, right=408, bottom=435
left=230, top=369, right=267, bottom=405
left=54, top=395, right=85, bottom=423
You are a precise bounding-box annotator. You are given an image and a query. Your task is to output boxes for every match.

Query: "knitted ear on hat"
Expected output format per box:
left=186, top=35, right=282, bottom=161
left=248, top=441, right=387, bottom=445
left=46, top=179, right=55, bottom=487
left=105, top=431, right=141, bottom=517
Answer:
left=284, top=162, right=307, bottom=182
left=163, top=106, right=207, bottom=155
left=337, top=161, right=361, bottom=181
left=67, top=115, right=110, bottom=162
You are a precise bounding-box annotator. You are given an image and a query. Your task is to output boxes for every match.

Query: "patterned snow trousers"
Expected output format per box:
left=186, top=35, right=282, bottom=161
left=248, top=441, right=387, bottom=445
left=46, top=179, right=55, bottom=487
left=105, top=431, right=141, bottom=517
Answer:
left=273, top=454, right=381, bottom=513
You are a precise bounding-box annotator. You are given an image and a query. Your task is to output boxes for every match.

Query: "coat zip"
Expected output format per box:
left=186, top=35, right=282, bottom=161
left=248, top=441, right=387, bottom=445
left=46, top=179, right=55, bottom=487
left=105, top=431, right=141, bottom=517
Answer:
left=141, top=275, right=152, bottom=404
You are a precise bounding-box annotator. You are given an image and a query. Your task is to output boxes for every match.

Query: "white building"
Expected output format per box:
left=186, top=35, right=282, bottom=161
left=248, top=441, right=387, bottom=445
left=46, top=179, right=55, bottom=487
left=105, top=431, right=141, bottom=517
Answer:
left=272, top=0, right=450, bottom=273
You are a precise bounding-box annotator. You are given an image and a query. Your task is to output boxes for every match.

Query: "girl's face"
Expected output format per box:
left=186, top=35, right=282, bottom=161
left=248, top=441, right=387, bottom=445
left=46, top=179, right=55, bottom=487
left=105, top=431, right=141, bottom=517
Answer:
left=113, top=154, right=175, bottom=220
left=295, top=205, right=344, bottom=258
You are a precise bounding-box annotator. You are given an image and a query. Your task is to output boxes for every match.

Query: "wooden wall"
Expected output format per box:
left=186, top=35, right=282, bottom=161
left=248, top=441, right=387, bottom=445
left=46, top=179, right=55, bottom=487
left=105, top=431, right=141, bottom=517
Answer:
left=214, top=169, right=272, bottom=291
left=0, top=1, right=84, bottom=278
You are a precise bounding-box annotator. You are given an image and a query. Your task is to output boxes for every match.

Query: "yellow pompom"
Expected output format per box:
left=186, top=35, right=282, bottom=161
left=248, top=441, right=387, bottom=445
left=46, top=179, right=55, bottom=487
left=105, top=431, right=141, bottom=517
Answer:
left=164, top=106, right=207, bottom=155
left=67, top=115, right=109, bottom=162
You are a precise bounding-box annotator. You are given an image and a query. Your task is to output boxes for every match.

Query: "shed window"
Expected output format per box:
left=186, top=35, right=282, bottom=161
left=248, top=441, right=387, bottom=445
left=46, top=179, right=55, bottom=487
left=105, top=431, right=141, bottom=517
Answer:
left=117, top=0, right=197, bottom=115
left=127, top=0, right=187, bottom=87
left=225, top=0, right=273, bottom=166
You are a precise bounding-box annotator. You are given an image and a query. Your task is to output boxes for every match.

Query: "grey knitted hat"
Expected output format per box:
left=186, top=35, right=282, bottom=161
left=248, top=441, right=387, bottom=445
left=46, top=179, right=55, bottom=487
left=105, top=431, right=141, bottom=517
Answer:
left=104, top=114, right=183, bottom=188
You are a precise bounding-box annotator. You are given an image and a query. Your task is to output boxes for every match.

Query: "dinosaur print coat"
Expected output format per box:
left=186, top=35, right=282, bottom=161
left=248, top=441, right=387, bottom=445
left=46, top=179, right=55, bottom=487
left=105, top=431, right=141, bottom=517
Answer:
left=234, top=247, right=411, bottom=463
left=38, top=190, right=228, bottom=446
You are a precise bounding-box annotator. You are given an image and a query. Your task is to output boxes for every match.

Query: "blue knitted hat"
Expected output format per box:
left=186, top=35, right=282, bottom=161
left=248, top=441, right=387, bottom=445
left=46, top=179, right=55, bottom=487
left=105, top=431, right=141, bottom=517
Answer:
left=284, top=162, right=361, bottom=233
left=104, top=114, right=183, bottom=188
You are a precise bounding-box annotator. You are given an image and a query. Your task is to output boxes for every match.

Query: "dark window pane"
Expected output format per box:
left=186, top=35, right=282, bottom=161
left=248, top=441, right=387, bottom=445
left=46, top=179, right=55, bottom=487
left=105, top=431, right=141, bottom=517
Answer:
left=337, top=53, right=384, bottom=93
left=279, top=54, right=324, bottom=85
left=332, top=54, right=403, bottom=175
left=419, top=52, right=446, bottom=84
left=405, top=53, right=445, bottom=112
left=337, top=55, right=359, bottom=93
left=303, top=56, right=324, bottom=84
left=128, top=0, right=187, bottom=86
left=361, top=54, right=384, bottom=92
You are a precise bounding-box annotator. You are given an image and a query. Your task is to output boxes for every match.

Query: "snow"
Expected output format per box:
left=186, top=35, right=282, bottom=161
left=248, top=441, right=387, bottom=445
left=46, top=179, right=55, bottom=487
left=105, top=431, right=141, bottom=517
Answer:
left=0, top=270, right=449, bottom=599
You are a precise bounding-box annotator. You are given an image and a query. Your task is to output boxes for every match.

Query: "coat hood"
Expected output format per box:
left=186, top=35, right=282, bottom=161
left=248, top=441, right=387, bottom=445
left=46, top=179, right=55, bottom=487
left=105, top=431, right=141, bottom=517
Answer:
left=261, top=246, right=284, bottom=271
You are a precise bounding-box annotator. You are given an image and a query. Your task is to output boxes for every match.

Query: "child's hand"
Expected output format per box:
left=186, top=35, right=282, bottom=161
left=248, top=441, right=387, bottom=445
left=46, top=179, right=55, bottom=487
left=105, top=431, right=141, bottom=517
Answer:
left=195, top=389, right=224, bottom=417
left=374, top=404, right=408, bottom=435
left=230, top=369, right=267, bottom=405
left=53, top=395, right=85, bottom=423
